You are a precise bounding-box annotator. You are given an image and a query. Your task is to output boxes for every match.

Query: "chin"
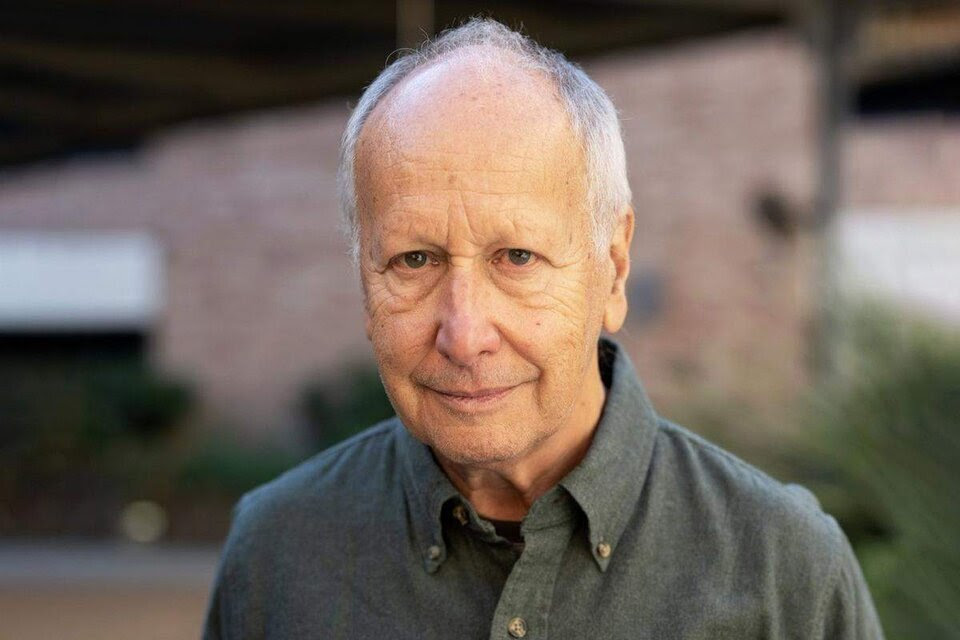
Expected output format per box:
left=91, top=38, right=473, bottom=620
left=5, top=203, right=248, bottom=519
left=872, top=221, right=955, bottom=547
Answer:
left=412, top=417, right=547, bottom=467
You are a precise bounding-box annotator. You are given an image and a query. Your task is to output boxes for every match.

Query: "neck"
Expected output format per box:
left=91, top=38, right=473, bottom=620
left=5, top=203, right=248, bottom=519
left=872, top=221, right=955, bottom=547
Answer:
left=435, top=358, right=607, bottom=521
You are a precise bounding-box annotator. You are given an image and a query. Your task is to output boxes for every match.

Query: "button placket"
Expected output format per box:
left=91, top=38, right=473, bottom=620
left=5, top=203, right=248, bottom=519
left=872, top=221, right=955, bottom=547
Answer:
left=487, top=521, right=574, bottom=640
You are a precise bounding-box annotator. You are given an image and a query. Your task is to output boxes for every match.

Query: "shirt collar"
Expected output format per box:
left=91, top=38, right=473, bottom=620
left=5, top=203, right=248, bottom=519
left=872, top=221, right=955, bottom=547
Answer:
left=397, top=423, right=460, bottom=573
left=558, top=338, right=660, bottom=571
left=398, top=338, right=660, bottom=573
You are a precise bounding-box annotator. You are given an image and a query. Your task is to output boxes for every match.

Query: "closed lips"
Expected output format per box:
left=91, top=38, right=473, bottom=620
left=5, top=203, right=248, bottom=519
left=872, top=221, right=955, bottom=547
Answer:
left=433, top=386, right=514, bottom=398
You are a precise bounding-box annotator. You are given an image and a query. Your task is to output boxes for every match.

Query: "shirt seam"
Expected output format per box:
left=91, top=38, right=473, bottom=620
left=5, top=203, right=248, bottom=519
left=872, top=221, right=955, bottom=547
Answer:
left=656, top=417, right=790, bottom=494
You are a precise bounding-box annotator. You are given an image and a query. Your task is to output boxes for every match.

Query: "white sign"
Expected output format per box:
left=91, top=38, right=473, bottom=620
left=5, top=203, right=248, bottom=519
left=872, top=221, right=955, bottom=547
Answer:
left=0, top=231, right=163, bottom=330
left=838, top=211, right=960, bottom=323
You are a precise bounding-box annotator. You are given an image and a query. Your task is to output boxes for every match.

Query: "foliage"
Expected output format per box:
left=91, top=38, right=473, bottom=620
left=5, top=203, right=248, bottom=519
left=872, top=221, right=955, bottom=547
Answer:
left=0, top=354, right=197, bottom=537
left=176, top=435, right=303, bottom=495
left=800, top=304, right=960, bottom=639
left=1, top=351, right=396, bottom=539
left=0, top=357, right=193, bottom=465
left=300, top=364, right=395, bottom=450
left=85, top=363, right=194, bottom=443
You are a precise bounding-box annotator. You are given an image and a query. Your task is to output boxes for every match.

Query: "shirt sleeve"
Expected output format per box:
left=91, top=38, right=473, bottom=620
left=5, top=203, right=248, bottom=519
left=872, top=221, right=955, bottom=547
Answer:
left=201, top=493, right=254, bottom=640
left=201, top=576, right=225, bottom=640
left=816, top=527, right=886, bottom=640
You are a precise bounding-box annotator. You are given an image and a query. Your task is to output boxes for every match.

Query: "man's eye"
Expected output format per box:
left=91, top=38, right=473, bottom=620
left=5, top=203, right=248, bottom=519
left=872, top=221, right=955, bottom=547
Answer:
left=506, top=249, right=533, bottom=266
left=401, top=251, right=429, bottom=269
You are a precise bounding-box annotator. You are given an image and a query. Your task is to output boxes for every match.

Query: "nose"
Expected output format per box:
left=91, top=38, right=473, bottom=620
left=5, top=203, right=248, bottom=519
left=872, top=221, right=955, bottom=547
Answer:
left=435, top=268, right=501, bottom=367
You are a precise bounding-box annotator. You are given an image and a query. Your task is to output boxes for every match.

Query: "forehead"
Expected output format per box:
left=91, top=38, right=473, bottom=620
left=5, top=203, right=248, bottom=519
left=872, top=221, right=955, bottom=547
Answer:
left=353, top=52, right=588, bottom=243
left=362, top=51, right=570, bottom=156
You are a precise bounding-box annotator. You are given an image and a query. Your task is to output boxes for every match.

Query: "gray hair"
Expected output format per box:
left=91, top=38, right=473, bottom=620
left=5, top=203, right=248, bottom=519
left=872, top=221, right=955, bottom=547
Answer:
left=338, top=18, right=631, bottom=262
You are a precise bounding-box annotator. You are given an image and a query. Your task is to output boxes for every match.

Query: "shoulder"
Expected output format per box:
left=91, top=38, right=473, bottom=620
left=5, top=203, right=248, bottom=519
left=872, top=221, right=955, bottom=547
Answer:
left=225, top=417, right=405, bottom=551
left=653, top=417, right=836, bottom=527
left=650, top=417, right=849, bottom=579
left=647, top=419, right=880, bottom=633
left=204, top=418, right=411, bottom=635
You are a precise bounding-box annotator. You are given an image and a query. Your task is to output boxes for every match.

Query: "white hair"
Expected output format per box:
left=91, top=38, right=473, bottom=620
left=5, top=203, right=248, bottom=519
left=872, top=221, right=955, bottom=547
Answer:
left=338, top=18, right=631, bottom=262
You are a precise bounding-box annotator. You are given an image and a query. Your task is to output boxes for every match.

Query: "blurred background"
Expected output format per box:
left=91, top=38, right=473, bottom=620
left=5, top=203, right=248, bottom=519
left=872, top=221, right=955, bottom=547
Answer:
left=0, top=1, right=958, bottom=638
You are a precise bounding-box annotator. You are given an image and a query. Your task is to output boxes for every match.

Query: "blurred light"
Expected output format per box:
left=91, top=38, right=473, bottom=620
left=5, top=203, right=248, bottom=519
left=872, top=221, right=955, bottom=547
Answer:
left=119, top=500, right=168, bottom=543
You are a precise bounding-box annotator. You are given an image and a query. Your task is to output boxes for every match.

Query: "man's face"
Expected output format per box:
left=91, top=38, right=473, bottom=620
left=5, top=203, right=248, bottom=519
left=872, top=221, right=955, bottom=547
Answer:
left=354, top=56, right=628, bottom=466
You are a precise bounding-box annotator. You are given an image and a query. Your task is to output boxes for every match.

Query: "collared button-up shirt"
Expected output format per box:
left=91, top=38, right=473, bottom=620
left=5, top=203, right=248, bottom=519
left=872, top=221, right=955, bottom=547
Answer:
left=203, top=340, right=884, bottom=639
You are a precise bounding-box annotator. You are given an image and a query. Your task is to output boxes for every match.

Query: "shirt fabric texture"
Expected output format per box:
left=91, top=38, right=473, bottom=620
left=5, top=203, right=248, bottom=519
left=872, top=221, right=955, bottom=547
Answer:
left=203, top=339, right=884, bottom=639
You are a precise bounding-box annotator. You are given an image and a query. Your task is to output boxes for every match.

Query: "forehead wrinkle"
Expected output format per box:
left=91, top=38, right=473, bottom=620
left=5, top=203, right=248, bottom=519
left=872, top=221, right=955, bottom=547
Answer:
left=368, top=176, right=583, bottom=251
left=381, top=154, right=545, bottom=199
left=370, top=157, right=555, bottom=214
left=376, top=196, right=552, bottom=254
left=386, top=152, right=569, bottom=203
left=371, top=170, right=578, bottom=249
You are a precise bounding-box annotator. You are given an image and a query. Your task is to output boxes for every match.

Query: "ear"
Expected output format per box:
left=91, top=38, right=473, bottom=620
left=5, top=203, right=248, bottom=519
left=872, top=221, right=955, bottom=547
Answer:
left=602, top=206, right=634, bottom=334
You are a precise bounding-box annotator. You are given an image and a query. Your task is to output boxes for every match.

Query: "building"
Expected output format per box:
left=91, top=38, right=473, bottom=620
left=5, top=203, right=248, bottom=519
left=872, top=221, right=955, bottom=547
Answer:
left=1, top=24, right=958, bottom=441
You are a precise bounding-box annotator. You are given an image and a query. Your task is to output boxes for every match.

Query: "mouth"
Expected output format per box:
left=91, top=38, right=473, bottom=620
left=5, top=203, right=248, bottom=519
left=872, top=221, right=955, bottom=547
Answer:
left=426, top=384, right=519, bottom=411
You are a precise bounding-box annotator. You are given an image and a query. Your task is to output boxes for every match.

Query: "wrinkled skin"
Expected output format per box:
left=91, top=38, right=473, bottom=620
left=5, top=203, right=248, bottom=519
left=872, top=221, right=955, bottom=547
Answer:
left=354, top=50, right=633, bottom=517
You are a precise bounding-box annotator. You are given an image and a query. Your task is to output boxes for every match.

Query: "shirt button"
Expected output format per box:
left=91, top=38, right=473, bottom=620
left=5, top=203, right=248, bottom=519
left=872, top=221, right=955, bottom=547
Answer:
left=596, top=541, right=612, bottom=558
left=507, top=617, right=527, bottom=638
left=427, top=545, right=442, bottom=560
left=452, top=504, right=469, bottom=525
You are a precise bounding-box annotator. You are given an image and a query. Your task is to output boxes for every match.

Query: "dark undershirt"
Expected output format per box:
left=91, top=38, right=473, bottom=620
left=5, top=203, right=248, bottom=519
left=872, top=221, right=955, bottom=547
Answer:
left=484, top=345, right=616, bottom=555
left=487, top=517, right=523, bottom=544
left=487, top=517, right=525, bottom=553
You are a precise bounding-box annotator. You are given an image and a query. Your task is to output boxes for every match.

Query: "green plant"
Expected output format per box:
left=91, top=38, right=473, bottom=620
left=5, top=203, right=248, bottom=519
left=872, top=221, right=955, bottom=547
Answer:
left=0, top=358, right=193, bottom=457
left=300, top=364, right=395, bottom=450
left=0, top=354, right=195, bottom=537
left=801, top=304, right=960, bottom=639
left=86, top=363, right=194, bottom=443
left=176, top=435, right=303, bottom=495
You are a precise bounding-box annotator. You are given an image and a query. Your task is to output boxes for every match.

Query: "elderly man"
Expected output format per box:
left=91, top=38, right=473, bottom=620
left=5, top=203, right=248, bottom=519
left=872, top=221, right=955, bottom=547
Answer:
left=204, top=19, right=883, bottom=639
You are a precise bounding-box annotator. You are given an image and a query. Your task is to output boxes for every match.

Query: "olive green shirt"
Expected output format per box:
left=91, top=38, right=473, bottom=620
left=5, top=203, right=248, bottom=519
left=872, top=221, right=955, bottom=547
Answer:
left=203, top=340, right=883, bottom=639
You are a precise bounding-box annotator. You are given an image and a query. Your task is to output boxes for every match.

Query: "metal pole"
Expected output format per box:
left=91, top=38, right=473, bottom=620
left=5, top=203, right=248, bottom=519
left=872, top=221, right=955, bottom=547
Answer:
left=809, top=0, right=857, bottom=380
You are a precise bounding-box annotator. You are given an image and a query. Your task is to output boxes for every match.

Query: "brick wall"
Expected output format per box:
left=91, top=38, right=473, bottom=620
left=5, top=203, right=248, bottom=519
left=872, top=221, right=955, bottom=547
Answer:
left=589, top=32, right=818, bottom=424
left=1, top=29, right=957, bottom=440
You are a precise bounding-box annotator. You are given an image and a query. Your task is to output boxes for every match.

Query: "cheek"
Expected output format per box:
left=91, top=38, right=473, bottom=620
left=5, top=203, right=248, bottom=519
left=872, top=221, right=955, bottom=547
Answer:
left=368, top=296, right=436, bottom=377
left=517, top=274, right=597, bottom=342
left=504, top=303, right=592, bottom=380
left=508, top=277, right=603, bottom=385
left=368, top=308, right=433, bottom=418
